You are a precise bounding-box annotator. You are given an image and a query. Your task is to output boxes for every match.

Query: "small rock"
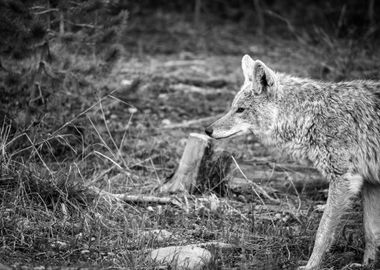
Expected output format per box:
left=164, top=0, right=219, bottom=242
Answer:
left=282, top=214, right=290, bottom=223
left=128, top=107, right=138, bottom=114
left=81, top=249, right=90, bottom=255
left=148, top=245, right=212, bottom=270
left=162, top=119, right=171, bottom=126
left=121, top=79, right=133, bottom=86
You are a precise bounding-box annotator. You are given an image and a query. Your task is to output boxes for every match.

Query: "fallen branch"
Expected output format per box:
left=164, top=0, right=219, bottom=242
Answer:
left=232, top=161, right=327, bottom=192
left=114, top=194, right=183, bottom=208
left=88, top=186, right=184, bottom=208
left=163, top=115, right=223, bottom=129
left=170, top=83, right=230, bottom=95
left=163, top=60, right=205, bottom=67
left=244, top=158, right=319, bottom=174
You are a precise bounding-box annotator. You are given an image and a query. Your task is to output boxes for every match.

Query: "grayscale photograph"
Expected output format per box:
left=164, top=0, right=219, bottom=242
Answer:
left=0, top=1, right=379, bottom=269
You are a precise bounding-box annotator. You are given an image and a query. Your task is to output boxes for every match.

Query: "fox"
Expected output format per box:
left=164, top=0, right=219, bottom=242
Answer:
left=205, top=55, right=380, bottom=269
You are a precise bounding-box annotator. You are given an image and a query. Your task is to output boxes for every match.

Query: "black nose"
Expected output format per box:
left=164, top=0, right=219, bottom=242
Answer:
left=205, top=126, right=213, bottom=136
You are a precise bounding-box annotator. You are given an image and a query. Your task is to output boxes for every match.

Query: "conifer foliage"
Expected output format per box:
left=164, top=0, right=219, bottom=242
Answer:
left=0, top=0, right=47, bottom=60
left=0, top=0, right=128, bottom=129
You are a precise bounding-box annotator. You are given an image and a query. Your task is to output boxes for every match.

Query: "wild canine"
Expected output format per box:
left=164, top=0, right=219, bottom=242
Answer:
left=205, top=55, right=380, bottom=269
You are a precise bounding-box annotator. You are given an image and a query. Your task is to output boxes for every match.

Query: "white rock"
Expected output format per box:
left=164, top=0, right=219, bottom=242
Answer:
left=146, top=206, right=154, bottom=212
left=121, top=79, right=133, bottom=86
left=162, top=119, right=171, bottom=126
left=149, top=245, right=212, bottom=270
left=81, top=249, right=90, bottom=255
left=128, top=107, right=138, bottom=114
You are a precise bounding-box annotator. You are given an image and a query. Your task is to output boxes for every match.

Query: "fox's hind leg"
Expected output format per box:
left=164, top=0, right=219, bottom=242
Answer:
left=362, top=182, right=380, bottom=265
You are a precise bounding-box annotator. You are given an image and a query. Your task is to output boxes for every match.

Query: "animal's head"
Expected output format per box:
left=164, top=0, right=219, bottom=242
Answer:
left=205, top=55, right=280, bottom=141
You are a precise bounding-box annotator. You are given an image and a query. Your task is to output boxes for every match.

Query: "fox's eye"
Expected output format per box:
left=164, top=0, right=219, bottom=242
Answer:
left=236, top=107, right=245, bottom=113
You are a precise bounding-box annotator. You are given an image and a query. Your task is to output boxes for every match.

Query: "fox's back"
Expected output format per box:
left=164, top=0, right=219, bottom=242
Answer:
left=276, top=75, right=380, bottom=182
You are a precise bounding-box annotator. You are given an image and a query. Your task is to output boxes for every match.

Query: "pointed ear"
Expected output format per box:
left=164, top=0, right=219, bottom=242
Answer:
left=252, top=60, right=278, bottom=96
left=241, top=54, right=255, bottom=82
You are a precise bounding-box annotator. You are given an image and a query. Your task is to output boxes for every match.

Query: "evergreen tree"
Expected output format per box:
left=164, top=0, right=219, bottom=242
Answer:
left=0, top=0, right=48, bottom=60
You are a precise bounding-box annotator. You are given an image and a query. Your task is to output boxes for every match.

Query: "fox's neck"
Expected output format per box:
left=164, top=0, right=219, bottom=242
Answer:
left=264, top=74, right=317, bottom=144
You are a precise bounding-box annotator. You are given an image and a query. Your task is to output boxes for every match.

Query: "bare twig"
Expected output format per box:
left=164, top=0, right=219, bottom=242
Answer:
left=265, top=9, right=307, bottom=45
left=33, top=8, right=59, bottom=15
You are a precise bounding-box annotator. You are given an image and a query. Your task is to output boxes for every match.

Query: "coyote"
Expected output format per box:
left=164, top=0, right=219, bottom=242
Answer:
left=205, top=55, right=380, bottom=269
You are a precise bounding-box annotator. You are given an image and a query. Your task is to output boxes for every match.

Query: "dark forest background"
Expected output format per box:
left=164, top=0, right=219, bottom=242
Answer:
left=0, top=0, right=378, bottom=58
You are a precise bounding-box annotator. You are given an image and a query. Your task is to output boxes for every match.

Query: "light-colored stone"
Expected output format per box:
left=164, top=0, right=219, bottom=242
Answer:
left=149, top=245, right=212, bottom=270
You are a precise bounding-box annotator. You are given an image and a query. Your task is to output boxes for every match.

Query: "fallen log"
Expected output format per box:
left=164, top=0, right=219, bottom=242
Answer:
left=230, top=161, right=328, bottom=193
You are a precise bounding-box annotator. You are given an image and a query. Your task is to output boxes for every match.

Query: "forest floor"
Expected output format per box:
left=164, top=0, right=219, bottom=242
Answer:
left=1, top=14, right=380, bottom=270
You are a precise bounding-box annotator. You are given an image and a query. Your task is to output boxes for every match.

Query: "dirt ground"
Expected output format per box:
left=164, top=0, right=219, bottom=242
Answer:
left=1, top=13, right=380, bottom=270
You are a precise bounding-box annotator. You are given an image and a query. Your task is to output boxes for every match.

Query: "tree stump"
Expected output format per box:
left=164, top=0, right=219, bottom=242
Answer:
left=160, top=133, right=232, bottom=195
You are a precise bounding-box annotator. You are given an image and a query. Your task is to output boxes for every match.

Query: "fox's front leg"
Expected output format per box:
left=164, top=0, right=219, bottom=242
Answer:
left=301, top=176, right=360, bottom=270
